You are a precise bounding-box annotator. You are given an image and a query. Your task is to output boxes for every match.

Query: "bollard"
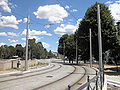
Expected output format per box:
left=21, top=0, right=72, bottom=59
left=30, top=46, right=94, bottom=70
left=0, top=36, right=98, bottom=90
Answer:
left=103, top=71, right=105, bottom=86
left=87, top=76, right=90, bottom=90
left=68, top=85, right=71, bottom=90
left=96, top=71, right=98, bottom=90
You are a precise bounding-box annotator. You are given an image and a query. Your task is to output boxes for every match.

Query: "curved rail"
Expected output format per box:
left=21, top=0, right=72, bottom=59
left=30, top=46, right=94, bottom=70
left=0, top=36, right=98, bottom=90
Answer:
left=67, top=66, right=87, bottom=90
left=0, top=64, right=55, bottom=78
left=0, top=64, right=62, bottom=83
left=76, top=66, right=99, bottom=90
left=33, top=65, right=76, bottom=90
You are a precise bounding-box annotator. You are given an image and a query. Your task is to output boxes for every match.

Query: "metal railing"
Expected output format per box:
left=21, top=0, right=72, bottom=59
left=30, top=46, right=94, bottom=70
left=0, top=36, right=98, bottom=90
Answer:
left=76, top=71, right=104, bottom=90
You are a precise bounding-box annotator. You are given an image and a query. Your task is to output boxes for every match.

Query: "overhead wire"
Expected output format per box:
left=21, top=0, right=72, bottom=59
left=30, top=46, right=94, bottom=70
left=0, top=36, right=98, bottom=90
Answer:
left=56, top=0, right=79, bottom=21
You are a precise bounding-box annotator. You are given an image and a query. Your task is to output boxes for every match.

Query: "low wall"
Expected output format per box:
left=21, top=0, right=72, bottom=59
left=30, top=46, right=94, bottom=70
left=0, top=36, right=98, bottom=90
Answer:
left=0, top=59, right=38, bottom=70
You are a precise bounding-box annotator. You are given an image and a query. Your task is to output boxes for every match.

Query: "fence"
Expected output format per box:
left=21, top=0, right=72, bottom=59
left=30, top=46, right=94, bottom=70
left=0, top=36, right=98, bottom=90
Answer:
left=76, top=71, right=105, bottom=90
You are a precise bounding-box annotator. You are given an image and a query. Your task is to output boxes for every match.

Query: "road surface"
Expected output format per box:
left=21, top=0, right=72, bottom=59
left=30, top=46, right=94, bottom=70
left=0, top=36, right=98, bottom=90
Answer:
left=0, top=59, right=96, bottom=90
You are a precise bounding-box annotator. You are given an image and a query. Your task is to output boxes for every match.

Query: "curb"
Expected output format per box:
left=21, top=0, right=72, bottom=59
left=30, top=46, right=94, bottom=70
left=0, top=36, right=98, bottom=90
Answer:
left=0, top=64, right=51, bottom=78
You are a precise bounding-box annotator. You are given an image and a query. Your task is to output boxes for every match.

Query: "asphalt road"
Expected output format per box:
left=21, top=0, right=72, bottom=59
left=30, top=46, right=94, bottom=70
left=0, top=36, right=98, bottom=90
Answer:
left=0, top=59, right=96, bottom=90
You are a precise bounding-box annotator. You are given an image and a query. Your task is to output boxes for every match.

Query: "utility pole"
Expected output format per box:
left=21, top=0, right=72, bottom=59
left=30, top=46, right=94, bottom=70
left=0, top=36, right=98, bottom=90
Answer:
left=25, top=16, right=30, bottom=71
left=76, top=38, right=78, bottom=64
left=89, top=28, right=92, bottom=67
left=63, top=42, right=65, bottom=63
left=97, top=4, right=103, bottom=89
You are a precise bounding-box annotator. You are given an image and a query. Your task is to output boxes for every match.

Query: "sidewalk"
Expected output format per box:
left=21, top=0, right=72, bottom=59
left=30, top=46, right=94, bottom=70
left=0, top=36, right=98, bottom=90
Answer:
left=0, top=64, right=50, bottom=78
left=107, top=75, right=120, bottom=88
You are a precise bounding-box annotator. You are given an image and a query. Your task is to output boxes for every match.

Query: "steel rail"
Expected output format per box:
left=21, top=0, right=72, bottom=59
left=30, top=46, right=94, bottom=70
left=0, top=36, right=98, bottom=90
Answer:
left=32, top=65, right=76, bottom=90
left=0, top=64, right=62, bottom=83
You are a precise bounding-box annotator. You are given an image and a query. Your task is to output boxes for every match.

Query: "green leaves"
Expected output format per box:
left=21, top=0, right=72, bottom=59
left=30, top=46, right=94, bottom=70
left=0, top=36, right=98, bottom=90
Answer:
left=0, top=39, right=49, bottom=59
left=58, top=3, right=119, bottom=62
left=76, top=3, right=118, bottom=60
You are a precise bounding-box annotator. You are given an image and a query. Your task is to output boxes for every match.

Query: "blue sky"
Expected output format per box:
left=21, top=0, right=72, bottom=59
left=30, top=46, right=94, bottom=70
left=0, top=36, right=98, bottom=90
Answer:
left=0, top=0, right=120, bottom=52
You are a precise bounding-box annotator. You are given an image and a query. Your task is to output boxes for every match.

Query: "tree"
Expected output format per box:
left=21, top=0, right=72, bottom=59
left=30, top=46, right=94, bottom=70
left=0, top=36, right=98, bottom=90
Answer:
left=58, top=34, right=77, bottom=63
left=8, top=46, right=16, bottom=58
left=76, top=3, right=119, bottom=61
left=15, top=44, right=24, bottom=58
left=48, top=50, right=54, bottom=58
left=58, top=34, right=68, bottom=55
left=28, top=38, right=48, bottom=59
left=65, top=34, right=76, bottom=63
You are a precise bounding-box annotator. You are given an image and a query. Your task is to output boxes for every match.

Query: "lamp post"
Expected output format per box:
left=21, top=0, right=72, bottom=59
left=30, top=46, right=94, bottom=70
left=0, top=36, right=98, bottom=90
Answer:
left=25, top=16, right=30, bottom=71
left=63, top=42, right=65, bottom=63
left=89, top=28, right=92, bottom=67
left=97, top=4, right=103, bottom=89
left=76, top=38, right=78, bottom=64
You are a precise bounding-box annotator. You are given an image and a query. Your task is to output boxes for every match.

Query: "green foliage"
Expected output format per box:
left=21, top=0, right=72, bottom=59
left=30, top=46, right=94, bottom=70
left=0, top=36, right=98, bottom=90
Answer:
left=28, top=39, right=48, bottom=59
left=58, top=34, right=69, bottom=55
left=15, top=44, right=24, bottom=58
left=0, top=38, right=49, bottom=59
left=58, top=3, right=120, bottom=64
left=76, top=3, right=118, bottom=60
left=48, top=50, right=55, bottom=58
left=58, top=34, right=76, bottom=61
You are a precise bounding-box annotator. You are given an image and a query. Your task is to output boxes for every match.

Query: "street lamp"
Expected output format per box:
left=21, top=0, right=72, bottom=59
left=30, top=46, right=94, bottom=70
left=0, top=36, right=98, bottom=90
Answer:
left=89, top=28, right=92, bottom=67
left=97, top=4, right=104, bottom=89
left=25, top=16, right=30, bottom=71
left=63, top=41, right=65, bottom=63
left=76, top=38, right=78, bottom=64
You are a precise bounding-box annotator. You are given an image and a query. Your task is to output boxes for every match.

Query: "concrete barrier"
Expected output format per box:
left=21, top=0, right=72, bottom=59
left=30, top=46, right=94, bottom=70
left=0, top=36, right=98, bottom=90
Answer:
left=0, top=59, right=38, bottom=70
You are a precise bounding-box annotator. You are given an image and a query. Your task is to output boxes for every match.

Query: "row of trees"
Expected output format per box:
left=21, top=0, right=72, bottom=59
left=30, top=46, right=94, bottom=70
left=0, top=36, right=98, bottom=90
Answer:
left=58, top=3, right=120, bottom=64
left=0, top=38, right=55, bottom=59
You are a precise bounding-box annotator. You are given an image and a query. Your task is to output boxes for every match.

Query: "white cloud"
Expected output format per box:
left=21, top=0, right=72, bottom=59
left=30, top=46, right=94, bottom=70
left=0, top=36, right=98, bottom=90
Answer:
left=77, top=18, right=82, bottom=26
left=0, top=32, right=17, bottom=36
left=10, top=43, right=25, bottom=47
left=54, top=24, right=77, bottom=35
left=72, top=9, right=78, bottom=12
left=44, top=24, right=53, bottom=28
left=0, top=15, right=22, bottom=29
left=24, top=18, right=27, bottom=23
left=42, top=42, right=50, bottom=48
left=105, top=1, right=113, bottom=4
left=8, top=39, right=18, bottom=43
left=22, top=36, right=43, bottom=41
left=22, top=29, right=52, bottom=36
left=106, top=0, right=120, bottom=22
left=6, top=32, right=17, bottom=36
left=34, top=4, right=68, bottom=23
left=21, top=38, right=25, bottom=41
left=0, top=42, right=5, bottom=46
left=65, top=5, right=70, bottom=9
left=60, top=24, right=65, bottom=27
left=115, top=0, right=120, bottom=3
left=56, top=41, right=59, bottom=44
left=0, top=32, right=7, bottom=36
left=21, top=43, right=26, bottom=47
left=0, top=0, right=11, bottom=12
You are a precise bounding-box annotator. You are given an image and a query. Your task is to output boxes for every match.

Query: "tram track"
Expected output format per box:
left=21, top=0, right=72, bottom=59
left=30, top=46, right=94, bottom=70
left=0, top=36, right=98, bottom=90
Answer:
left=0, top=64, right=62, bottom=83
left=32, top=65, right=90, bottom=90
left=68, top=66, right=87, bottom=90
left=0, top=64, right=55, bottom=78
left=32, top=65, right=76, bottom=90
left=0, top=61, right=97, bottom=90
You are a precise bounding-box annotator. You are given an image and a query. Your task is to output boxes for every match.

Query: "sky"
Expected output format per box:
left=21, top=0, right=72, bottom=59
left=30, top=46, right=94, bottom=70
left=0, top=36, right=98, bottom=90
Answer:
left=0, top=0, right=120, bottom=52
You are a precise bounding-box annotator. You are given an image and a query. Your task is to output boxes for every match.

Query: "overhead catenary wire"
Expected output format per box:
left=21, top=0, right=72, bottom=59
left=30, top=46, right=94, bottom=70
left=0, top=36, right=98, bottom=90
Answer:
left=56, top=0, right=79, bottom=21
left=12, top=11, right=54, bottom=28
